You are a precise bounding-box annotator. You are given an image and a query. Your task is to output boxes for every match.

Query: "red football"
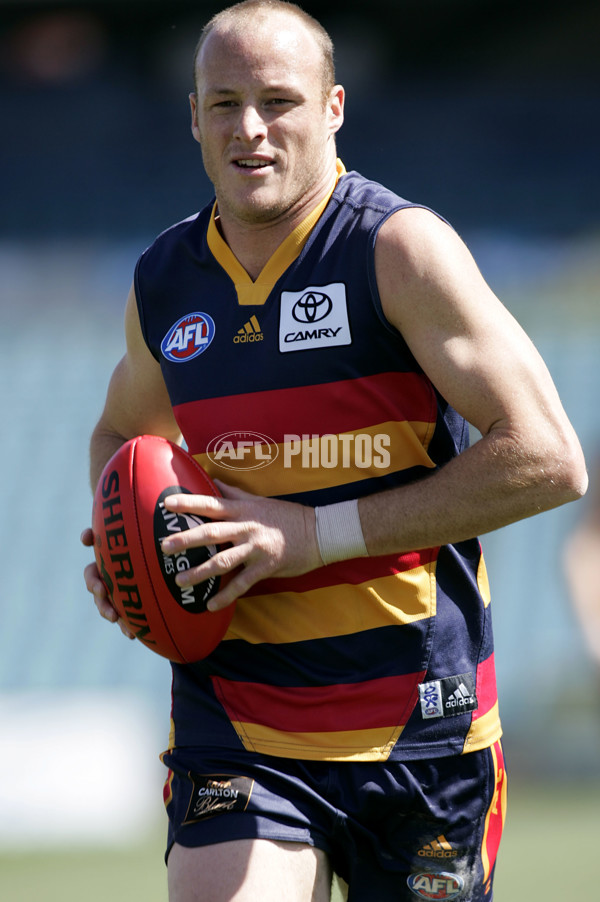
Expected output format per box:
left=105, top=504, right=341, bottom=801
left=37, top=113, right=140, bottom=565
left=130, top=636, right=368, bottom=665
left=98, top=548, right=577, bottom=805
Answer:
left=92, top=434, right=234, bottom=663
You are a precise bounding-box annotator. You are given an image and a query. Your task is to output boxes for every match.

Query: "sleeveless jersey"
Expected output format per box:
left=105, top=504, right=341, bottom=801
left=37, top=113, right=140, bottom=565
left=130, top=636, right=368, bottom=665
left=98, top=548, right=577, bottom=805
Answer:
left=135, top=167, right=502, bottom=762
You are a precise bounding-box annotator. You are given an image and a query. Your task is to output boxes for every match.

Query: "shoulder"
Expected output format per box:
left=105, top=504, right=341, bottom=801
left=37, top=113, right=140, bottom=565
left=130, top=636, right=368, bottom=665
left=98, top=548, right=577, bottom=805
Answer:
left=374, top=206, right=488, bottom=327
left=376, top=205, right=460, bottom=271
left=333, top=169, right=412, bottom=215
left=137, top=204, right=213, bottom=272
left=333, top=172, right=456, bottom=271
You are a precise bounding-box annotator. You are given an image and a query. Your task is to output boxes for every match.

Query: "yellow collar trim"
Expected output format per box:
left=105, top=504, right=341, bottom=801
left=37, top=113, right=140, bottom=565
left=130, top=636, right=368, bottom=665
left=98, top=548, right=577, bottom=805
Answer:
left=207, top=159, right=346, bottom=306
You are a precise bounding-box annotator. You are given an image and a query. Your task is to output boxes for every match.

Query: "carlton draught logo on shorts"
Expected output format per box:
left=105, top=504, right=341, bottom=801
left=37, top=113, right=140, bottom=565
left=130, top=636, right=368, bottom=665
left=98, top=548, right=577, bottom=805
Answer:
left=279, top=283, right=351, bottom=352
left=183, top=774, right=254, bottom=824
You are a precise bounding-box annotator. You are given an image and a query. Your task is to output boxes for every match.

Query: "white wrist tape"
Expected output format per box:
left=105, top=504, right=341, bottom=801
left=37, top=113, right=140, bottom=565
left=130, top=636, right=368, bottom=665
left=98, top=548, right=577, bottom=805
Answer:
left=315, top=499, right=368, bottom=565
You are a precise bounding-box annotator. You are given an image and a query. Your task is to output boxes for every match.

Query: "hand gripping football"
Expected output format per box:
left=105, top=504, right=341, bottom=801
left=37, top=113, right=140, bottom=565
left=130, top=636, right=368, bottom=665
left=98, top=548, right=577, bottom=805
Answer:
left=92, top=435, right=234, bottom=663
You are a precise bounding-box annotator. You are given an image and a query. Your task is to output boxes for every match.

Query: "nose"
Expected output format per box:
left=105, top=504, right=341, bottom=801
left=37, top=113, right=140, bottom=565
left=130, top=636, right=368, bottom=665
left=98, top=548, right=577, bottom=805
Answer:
left=233, top=103, right=267, bottom=142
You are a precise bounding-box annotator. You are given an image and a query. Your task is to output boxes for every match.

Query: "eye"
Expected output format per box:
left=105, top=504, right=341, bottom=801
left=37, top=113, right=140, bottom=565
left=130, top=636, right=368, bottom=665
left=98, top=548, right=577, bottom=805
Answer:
left=266, top=97, right=294, bottom=108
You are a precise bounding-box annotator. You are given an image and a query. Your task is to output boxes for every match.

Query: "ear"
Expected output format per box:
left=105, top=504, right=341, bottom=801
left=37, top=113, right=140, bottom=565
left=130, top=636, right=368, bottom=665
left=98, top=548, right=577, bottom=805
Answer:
left=326, top=84, right=345, bottom=136
left=189, top=93, right=202, bottom=145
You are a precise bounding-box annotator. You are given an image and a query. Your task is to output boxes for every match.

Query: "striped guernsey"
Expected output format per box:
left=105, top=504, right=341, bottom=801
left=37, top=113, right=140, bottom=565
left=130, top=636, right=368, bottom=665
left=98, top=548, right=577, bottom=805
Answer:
left=134, top=163, right=502, bottom=762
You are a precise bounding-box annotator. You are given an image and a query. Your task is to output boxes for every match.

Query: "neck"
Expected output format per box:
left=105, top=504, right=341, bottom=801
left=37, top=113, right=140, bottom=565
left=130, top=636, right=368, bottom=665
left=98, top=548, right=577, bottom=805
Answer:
left=215, top=165, right=338, bottom=281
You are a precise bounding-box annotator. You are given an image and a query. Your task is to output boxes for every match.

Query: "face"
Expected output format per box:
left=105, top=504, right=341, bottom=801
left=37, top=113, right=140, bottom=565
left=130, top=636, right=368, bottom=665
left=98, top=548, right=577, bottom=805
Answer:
left=189, top=12, right=344, bottom=229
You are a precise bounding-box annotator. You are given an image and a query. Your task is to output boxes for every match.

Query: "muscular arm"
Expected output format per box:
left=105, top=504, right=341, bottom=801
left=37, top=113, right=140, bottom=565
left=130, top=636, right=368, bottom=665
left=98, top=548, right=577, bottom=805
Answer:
left=83, top=284, right=181, bottom=632
left=116, top=212, right=588, bottom=613
left=89, top=284, right=181, bottom=489
left=358, top=207, right=587, bottom=554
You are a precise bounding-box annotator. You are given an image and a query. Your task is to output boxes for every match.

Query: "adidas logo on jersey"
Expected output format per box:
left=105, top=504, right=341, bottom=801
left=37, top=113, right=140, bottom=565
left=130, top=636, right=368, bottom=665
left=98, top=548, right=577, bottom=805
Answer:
left=417, top=836, right=458, bottom=860
left=445, top=683, right=476, bottom=710
left=234, top=315, right=263, bottom=343
left=419, top=673, right=478, bottom=720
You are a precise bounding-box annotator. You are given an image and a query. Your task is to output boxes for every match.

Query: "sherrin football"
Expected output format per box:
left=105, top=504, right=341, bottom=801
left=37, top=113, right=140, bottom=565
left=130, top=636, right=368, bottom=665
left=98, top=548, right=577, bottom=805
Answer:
left=92, top=434, right=234, bottom=663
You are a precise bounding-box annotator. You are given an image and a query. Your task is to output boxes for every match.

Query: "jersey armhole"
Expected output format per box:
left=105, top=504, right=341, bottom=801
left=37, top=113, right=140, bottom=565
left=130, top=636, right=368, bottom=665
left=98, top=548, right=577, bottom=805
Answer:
left=133, top=253, right=161, bottom=362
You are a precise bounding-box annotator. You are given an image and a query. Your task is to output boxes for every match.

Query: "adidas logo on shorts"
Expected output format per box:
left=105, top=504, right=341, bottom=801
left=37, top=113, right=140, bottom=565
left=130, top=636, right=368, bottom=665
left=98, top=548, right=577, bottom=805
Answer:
left=418, top=835, right=458, bottom=860
left=234, top=315, right=264, bottom=343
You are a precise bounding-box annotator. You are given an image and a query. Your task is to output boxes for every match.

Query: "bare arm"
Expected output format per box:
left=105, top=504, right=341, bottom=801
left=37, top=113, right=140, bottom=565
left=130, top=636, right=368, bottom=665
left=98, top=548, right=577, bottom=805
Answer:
left=358, top=207, right=587, bottom=553
left=119, top=213, right=588, bottom=612
left=83, top=283, right=181, bottom=632
left=89, top=283, right=181, bottom=489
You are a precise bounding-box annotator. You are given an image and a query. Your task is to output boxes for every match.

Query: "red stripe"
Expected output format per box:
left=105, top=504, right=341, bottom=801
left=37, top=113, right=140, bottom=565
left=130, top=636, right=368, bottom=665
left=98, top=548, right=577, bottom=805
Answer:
left=174, top=372, right=435, bottom=450
left=243, top=547, right=439, bottom=597
left=472, top=652, right=498, bottom=720
left=212, top=671, right=425, bottom=733
left=483, top=740, right=507, bottom=881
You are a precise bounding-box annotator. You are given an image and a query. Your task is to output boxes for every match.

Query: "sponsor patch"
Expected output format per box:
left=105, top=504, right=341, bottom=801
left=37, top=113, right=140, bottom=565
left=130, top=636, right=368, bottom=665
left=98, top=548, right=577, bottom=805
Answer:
left=161, top=312, right=216, bottom=362
left=279, top=283, right=351, bottom=352
left=184, top=774, right=254, bottom=824
left=407, top=871, right=465, bottom=900
left=419, top=673, right=478, bottom=720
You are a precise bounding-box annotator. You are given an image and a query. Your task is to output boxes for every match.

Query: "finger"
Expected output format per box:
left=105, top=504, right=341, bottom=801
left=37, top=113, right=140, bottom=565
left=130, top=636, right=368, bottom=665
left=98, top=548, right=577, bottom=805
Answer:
left=174, top=543, right=250, bottom=588
left=163, top=492, right=230, bottom=518
left=92, top=586, right=135, bottom=639
left=205, top=560, right=264, bottom=612
left=160, top=518, right=242, bottom=555
left=94, top=584, right=136, bottom=639
left=83, top=561, right=133, bottom=636
left=84, top=561, right=105, bottom=596
left=118, top=619, right=136, bottom=640
left=80, top=527, right=95, bottom=547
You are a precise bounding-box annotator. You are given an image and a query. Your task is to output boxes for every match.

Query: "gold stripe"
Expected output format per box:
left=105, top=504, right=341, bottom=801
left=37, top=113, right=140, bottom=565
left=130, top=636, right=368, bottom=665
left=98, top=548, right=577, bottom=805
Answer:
left=462, top=702, right=502, bottom=753
left=230, top=720, right=403, bottom=761
left=167, top=716, right=175, bottom=750
left=198, top=420, right=435, bottom=498
left=477, top=554, right=491, bottom=608
left=207, top=160, right=347, bottom=306
left=224, top=563, right=436, bottom=645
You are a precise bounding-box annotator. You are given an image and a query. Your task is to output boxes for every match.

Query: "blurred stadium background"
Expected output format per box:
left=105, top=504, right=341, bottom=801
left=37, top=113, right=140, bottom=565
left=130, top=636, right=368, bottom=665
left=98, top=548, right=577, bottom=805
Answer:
left=0, top=0, right=599, bottom=899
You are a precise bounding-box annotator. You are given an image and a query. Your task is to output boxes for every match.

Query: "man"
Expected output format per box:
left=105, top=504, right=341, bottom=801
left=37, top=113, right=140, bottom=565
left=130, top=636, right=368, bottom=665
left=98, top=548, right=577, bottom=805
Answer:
left=82, top=2, right=587, bottom=900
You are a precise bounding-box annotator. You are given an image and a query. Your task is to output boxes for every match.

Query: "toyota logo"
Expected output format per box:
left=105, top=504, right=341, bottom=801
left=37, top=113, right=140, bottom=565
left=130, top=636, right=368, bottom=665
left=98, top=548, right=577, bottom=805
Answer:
left=292, top=291, right=333, bottom=323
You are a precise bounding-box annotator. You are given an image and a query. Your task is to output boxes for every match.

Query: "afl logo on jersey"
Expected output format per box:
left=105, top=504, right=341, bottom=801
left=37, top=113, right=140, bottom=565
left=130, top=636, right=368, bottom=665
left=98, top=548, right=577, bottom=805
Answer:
left=161, top=313, right=216, bottom=362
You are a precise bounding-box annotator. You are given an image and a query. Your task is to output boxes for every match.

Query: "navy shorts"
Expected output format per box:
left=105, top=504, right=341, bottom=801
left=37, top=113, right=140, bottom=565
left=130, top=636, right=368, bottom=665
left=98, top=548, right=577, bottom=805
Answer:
left=161, top=739, right=506, bottom=902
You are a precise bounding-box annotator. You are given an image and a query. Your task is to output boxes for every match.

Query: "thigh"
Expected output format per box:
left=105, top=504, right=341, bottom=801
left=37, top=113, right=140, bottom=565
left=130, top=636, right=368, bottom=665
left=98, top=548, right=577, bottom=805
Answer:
left=334, top=740, right=507, bottom=902
left=168, top=838, right=332, bottom=902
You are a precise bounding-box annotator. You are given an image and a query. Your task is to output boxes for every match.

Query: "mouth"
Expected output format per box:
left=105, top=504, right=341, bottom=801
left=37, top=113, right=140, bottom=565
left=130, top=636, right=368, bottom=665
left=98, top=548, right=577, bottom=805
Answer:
left=232, top=158, right=273, bottom=173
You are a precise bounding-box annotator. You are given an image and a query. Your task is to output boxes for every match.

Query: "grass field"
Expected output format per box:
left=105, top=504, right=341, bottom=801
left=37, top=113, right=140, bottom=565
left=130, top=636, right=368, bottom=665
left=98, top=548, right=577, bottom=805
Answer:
left=1, top=780, right=598, bottom=901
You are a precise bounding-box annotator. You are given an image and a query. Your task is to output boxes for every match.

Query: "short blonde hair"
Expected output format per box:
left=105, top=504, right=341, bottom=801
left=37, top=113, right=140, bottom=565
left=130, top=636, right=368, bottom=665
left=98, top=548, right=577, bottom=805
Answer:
left=193, top=0, right=336, bottom=101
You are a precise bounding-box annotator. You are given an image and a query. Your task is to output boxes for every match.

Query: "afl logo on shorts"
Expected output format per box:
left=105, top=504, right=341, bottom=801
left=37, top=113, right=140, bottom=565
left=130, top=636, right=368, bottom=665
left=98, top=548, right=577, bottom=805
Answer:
left=161, top=313, right=216, bottom=362
left=407, top=872, right=464, bottom=900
